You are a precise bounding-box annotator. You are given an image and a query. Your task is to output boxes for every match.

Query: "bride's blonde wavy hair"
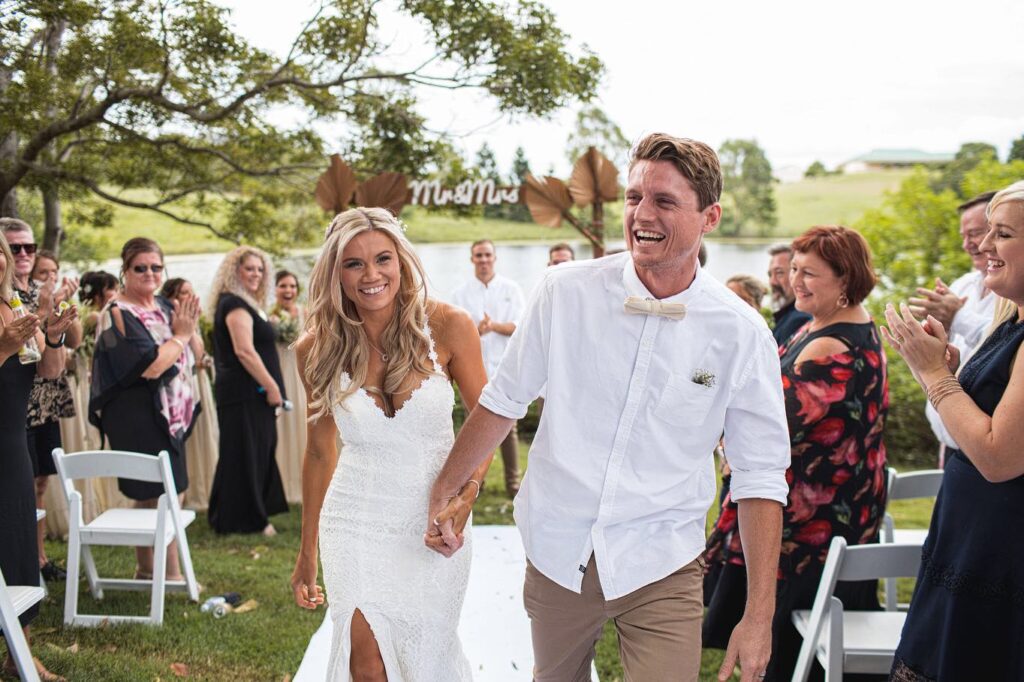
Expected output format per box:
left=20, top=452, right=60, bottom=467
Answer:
left=207, top=245, right=274, bottom=314
left=305, top=207, right=432, bottom=420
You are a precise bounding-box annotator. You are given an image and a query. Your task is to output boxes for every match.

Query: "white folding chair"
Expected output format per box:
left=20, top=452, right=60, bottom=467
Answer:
left=0, top=565, right=44, bottom=682
left=51, top=448, right=200, bottom=626
left=35, top=509, right=47, bottom=597
left=791, top=537, right=922, bottom=682
left=881, top=468, right=942, bottom=609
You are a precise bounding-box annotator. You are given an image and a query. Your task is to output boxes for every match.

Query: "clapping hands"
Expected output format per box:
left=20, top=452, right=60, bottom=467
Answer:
left=881, top=303, right=959, bottom=384
left=171, top=293, right=201, bottom=338
left=0, top=312, right=40, bottom=358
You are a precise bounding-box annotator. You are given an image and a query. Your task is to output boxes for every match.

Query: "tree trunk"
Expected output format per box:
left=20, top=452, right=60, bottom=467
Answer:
left=42, top=186, right=62, bottom=254
left=39, top=19, right=67, bottom=254
left=0, top=132, right=16, bottom=218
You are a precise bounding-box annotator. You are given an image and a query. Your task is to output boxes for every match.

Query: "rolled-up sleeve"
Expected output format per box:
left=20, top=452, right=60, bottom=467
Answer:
left=723, top=330, right=791, bottom=504
left=479, top=274, right=552, bottom=419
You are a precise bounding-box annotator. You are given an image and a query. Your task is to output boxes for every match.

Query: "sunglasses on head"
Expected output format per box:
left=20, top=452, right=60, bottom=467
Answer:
left=10, top=243, right=37, bottom=255
left=131, top=264, right=164, bottom=274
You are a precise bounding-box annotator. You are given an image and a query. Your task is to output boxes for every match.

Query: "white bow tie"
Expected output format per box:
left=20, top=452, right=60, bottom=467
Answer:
left=623, top=296, right=687, bottom=321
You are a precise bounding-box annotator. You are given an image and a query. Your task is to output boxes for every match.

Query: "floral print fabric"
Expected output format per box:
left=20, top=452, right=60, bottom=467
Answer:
left=19, top=280, right=75, bottom=426
left=705, top=321, right=889, bottom=579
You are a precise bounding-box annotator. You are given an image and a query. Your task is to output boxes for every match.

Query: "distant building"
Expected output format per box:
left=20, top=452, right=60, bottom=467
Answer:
left=840, top=148, right=955, bottom=174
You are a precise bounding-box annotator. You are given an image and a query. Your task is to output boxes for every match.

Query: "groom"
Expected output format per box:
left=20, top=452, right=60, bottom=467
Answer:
left=428, top=132, right=789, bottom=682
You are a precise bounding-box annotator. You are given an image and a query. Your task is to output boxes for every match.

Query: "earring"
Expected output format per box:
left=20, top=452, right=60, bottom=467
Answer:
left=837, top=292, right=849, bottom=308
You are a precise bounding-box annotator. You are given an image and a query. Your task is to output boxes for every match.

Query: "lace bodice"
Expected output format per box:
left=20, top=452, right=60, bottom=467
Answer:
left=318, top=322, right=473, bottom=681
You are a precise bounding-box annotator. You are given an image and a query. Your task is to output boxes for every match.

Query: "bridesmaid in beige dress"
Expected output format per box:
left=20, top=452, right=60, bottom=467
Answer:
left=269, top=270, right=306, bottom=504
left=160, top=278, right=218, bottom=510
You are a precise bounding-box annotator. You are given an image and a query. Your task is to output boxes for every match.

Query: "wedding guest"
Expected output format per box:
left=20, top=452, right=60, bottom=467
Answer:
left=704, top=225, right=889, bottom=681
left=160, top=278, right=218, bottom=511
left=450, top=239, right=525, bottom=497
left=909, top=191, right=999, bottom=464
left=547, top=242, right=575, bottom=266
left=270, top=269, right=307, bottom=503
left=30, top=249, right=59, bottom=285
left=886, top=181, right=1024, bottom=682
left=0, top=230, right=77, bottom=682
left=207, top=246, right=288, bottom=535
left=767, top=242, right=811, bottom=345
left=1, top=219, right=81, bottom=582
left=78, top=271, right=118, bottom=327
left=89, top=237, right=200, bottom=581
left=430, top=133, right=790, bottom=681
left=726, top=274, right=768, bottom=310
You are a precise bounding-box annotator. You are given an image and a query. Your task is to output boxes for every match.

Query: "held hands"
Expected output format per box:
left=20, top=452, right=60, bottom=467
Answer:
left=718, top=614, right=772, bottom=682
left=907, top=277, right=965, bottom=331
left=290, top=555, right=326, bottom=610
left=171, top=293, right=201, bottom=339
left=0, top=313, right=40, bottom=357
left=424, top=491, right=472, bottom=558
left=881, top=303, right=954, bottom=384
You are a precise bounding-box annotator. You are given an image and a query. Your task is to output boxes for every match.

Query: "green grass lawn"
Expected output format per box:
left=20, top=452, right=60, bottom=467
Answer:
left=7, top=445, right=934, bottom=681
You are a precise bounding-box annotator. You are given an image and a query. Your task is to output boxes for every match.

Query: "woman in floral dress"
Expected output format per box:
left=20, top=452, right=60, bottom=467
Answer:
left=703, top=226, right=889, bottom=681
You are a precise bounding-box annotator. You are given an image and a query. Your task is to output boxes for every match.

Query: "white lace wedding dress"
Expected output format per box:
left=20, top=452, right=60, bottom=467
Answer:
left=319, top=324, right=473, bottom=681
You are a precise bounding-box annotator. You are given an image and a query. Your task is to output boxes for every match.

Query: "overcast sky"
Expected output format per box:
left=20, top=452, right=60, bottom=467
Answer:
left=221, top=0, right=1024, bottom=178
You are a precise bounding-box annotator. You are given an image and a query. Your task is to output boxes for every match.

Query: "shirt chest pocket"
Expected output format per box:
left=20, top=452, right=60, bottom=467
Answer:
left=653, top=378, right=717, bottom=426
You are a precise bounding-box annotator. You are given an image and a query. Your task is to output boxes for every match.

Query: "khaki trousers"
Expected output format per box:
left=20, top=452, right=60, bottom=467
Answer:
left=524, top=554, right=704, bottom=682
left=498, top=421, right=520, bottom=495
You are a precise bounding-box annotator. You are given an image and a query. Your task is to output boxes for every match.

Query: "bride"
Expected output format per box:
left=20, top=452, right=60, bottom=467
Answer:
left=290, top=207, right=491, bottom=681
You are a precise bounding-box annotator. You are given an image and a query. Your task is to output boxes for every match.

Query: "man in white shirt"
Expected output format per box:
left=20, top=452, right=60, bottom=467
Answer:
left=450, top=239, right=525, bottom=496
left=909, top=191, right=997, bottom=456
left=429, top=133, right=789, bottom=681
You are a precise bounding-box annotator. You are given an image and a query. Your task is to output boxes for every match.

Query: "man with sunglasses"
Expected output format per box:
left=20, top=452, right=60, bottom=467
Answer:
left=0, top=218, right=83, bottom=584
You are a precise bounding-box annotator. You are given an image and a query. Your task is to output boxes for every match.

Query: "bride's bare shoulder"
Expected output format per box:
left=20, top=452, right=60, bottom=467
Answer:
left=426, top=300, right=476, bottom=343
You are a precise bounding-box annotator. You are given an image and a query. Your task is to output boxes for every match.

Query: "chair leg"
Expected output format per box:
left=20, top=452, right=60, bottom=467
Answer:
left=150, top=539, right=167, bottom=625
left=81, top=545, right=102, bottom=599
left=5, top=624, right=41, bottom=682
left=64, top=526, right=82, bottom=626
left=177, top=530, right=199, bottom=602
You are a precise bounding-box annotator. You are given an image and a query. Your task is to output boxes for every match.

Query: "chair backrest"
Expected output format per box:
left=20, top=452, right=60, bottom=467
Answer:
left=52, top=448, right=170, bottom=484
left=794, top=537, right=922, bottom=682
left=888, top=469, right=943, bottom=501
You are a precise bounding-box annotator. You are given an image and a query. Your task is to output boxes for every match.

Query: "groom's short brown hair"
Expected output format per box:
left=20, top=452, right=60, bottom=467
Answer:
left=629, top=133, right=722, bottom=210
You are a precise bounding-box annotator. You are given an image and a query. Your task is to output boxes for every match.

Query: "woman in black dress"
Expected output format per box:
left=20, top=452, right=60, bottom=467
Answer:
left=207, top=246, right=288, bottom=535
left=884, top=181, right=1024, bottom=682
left=0, top=229, right=77, bottom=681
left=89, top=238, right=202, bottom=582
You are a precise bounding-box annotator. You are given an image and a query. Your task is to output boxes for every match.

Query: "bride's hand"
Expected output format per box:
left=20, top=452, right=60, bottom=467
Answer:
left=291, top=554, right=325, bottom=610
left=425, top=495, right=466, bottom=558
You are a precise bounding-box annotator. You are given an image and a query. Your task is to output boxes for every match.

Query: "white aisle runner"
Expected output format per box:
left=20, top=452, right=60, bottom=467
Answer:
left=294, top=525, right=536, bottom=681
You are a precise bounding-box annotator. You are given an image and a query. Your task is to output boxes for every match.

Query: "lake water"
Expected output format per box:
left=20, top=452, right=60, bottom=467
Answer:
left=97, top=240, right=776, bottom=305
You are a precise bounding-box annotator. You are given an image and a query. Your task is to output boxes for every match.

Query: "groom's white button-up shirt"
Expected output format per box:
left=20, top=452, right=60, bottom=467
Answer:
left=478, top=253, right=790, bottom=599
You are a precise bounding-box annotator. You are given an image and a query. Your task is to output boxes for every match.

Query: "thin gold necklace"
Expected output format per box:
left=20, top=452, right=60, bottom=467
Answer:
left=366, top=338, right=389, bottom=362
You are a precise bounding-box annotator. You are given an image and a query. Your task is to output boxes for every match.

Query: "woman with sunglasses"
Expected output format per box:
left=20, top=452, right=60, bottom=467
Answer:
left=88, top=237, right=201, bottom=583
left=206, top=246, right=288, bottom=536
left=0, top=219, right=82, bottom=584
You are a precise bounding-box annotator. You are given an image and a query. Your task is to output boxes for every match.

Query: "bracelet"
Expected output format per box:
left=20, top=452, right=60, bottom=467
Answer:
left=45, top=332, right=66, bottom=349
left=459, top=479, right=481, bottom=500
left=927, top=375, right=963, bottom=409
left=169, top=337, right=186, bottom=354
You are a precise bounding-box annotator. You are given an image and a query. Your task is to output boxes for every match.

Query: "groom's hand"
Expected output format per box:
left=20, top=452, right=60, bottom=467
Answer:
left=718, top=613, right=772, bottom=681
left=425, top=495, right=466, bottom=558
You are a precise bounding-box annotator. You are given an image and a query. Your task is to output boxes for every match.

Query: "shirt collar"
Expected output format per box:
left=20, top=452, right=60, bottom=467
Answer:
left=620, top=255, right=705, bottom=305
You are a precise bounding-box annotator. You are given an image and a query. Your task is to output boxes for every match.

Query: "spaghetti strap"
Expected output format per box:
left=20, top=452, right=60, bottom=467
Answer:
left=424, top=318, right=444, bottom=376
